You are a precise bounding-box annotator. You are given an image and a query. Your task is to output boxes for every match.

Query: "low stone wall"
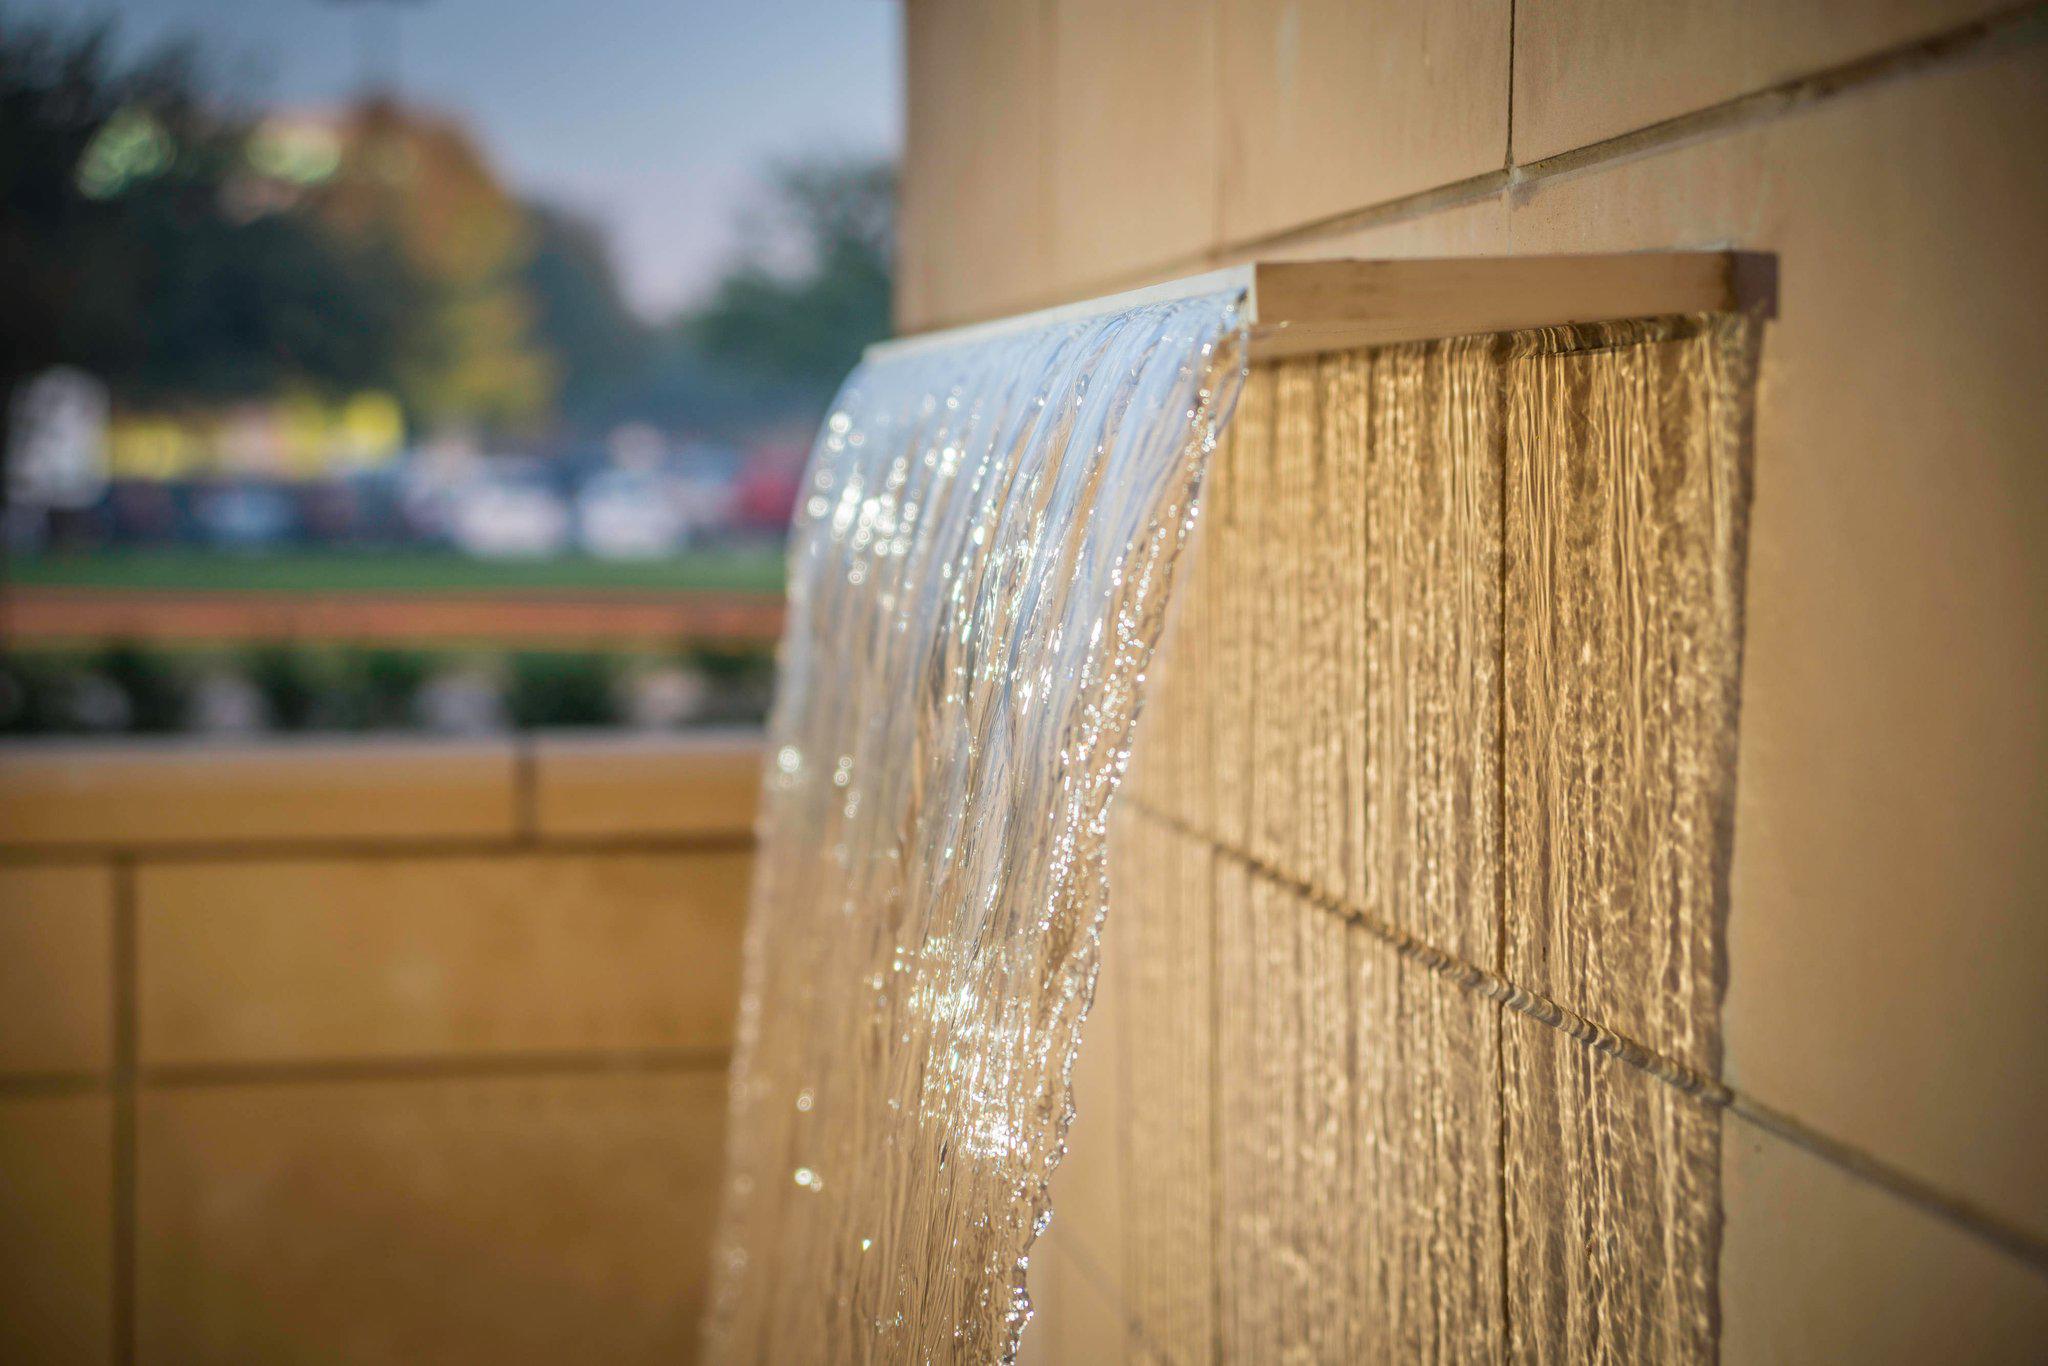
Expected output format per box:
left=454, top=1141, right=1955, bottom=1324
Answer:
left=0, top=730, right=761, bottom=1365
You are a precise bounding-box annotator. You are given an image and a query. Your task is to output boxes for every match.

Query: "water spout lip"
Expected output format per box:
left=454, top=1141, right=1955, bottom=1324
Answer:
left=1726, top=250, right=1779, bottom=319
left=867, top=252, right=1777, bottom=366
left=863, top=266, right=1256, bottom=365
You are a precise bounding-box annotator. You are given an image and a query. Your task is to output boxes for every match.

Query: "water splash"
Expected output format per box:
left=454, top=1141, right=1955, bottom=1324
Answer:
left=708, top=291, right=1248, bottom=1362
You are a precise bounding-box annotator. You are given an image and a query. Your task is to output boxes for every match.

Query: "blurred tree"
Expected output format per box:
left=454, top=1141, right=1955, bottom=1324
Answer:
left=685, top=156, right=894, bottom=395
left=118, top=141, right=416, bottom=402
left=0, top=17, right=143, bottom=392
left=0, top=13, right=419, bottom=423
left=4, top=10, right=895, bottom=456
left=520, top=200, right=650, bottom=421
left=608, top=334, right=817, bottom=442
left=320, top=100, right=556, bottom=433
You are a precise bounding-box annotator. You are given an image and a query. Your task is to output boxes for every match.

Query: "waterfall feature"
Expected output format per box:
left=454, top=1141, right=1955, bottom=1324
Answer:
left=707, top=291, right=1248, bottom=1361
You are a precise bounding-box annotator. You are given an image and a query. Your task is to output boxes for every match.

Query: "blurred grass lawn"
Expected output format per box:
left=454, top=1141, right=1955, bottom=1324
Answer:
left=11, top=549, right=788, bottom=596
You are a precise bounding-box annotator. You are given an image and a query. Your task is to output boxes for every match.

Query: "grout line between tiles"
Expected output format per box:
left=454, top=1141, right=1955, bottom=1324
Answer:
left=0, top=1071, right=110, bottom=1097
left=0, top=832, right=755, bottom=866
left=1721, top=1092, right=2048, bottom=1275
left=135, top=1045, right=733, bottom=1090
left=904, top=0, right=2047, bottom=337
left=1122, top=798, right=2048, bottom=1278
left=110, top=857, right=137, bottom=1366
left=1489, top=353, right=1516, bottom=1361
left=1506, top=0, right=2048, bottom=195
left=1504, top=0, right=1519, bottom=169
left=512, top=738, right=539, bottom=845
left=1205, top=842, right=1226, bottom=1364
left=1056, top=1229, right=1170, bottom=1362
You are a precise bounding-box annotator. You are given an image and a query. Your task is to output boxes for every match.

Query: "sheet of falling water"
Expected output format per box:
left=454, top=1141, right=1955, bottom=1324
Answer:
left=706, top=292, right=1247, bottom=1363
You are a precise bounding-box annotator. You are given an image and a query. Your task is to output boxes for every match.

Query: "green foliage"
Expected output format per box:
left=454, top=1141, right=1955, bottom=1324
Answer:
left=0, top=644, right=191, bottom=733
left=521, top=201, right=650, bottom=419
left=119, top=165, right=416, bottom=403
left=93, top=641, right=188, bottom=732
left=0, top=641, right=776, bottom=736
left=505, top=650, right=618, bottom=729
left=607, top=335, right=823, bottom=441
left=0, top=10, right=896, bottom=441
left=684, top=156, right=894, bottom=396
left=0, top=15, right=154, bottom=385
left=242, top=643, right=323, bottom=730
left=0, top=12, right=422, bottom=408
left=347, top=646, right=433, bottom=729
left=683, top=641, right=776, bottom=725
left=0, top=652, right=72, bottom=734
left=687, top=641, right=774, bottom=687
left=242, top=644, right=431, bottom=731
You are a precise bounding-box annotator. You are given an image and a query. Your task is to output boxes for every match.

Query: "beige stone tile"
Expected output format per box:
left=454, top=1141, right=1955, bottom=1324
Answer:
left=0, top=1094, right=112, bottom=1366
left=1046, top=881, right=1126, bottom=1309
left=529, top=731, right=762, bottom=841
left=1217, top=0, right=1509, bottom=243
left=0, top=867, right=114, bottom=1076
left=1344, top=919, right=1504, bottom=1360
left=1165, top=335, right=1503, bottom=955
left=1017, top=1232, right=1062, bottom=1366
left=1244, top=357, right=1314, bottom=879
left=1502, top=323, right=1751, bottom=1071
left=1357, top=337, right=1504, bottom=962
left=1038, top=1239, right=1133, bottom=1364
left=135, top=1070, right=726, bottom=1365
left=1503, top=1012, right=1717, bottom=1363
left=1107, top=811, right=1216, bottom=1362
left=898, top=0, right=1053, bottom=328
left=1118, top=495, right=1207, bottom=829
left=1211, top=860, right=1291, bottom=1358
left=1021, top=1233, right=1134, bottom=1364
left=0, top=738, right=517, bottom=849
left=1722, top=1113, right=2048, bottom=1363
left=138, top=851, right=750, bottom=1066
left=1216, top=867, right=1502, bottom=1360
left=1248, top=190, right=1511, bottom=261
left=1201, top=364, right=1269, bottom=852
left=1048, top=0, right=1220, bottom=293
left=1513, top=0, right=2012, bottom=162
left=1513, top=44, right=2048, bottom=1239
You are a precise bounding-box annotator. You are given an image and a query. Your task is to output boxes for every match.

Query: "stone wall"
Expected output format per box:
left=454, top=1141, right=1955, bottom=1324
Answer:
left=0, top=733, right=759, bottom=1364
left=895, top=1, right=2048, bottom=1358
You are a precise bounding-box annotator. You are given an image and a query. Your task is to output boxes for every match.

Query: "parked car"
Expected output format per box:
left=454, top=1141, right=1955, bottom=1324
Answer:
left=445, top=472, right=571, bottom=558
left=576, top=468, right=689, bottom=559
left=192, top=480, right=298, bottom=550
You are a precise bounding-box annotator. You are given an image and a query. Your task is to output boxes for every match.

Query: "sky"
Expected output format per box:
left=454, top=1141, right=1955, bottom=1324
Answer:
left=24, top=0, right=903, bottom=317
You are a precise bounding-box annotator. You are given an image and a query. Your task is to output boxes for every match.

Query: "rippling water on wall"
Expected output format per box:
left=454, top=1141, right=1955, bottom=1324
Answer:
left=706, top=292, right=1248, bottom=1362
